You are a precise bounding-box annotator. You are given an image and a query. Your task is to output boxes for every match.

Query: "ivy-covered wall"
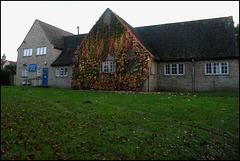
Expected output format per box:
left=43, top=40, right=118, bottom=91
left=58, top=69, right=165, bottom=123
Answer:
left=72, top=9, right=153, bottom=91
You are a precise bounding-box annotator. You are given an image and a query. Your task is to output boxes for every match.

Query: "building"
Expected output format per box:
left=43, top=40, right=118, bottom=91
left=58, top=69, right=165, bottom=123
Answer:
left=16, top=8, right=239, bottom=92
left=1, top=54, right=17, bottom=69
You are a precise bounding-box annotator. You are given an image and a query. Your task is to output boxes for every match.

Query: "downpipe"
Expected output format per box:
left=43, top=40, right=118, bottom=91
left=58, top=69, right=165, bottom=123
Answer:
left=192, top=58, right=195, bottom=92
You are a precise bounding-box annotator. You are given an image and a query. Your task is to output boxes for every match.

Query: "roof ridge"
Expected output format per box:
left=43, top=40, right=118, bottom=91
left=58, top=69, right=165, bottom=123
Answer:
left=135, top=16, right=233, bottom=29
left=37, top=19, right=74, bottom=35
left=37, top=19, right=74, bottom=49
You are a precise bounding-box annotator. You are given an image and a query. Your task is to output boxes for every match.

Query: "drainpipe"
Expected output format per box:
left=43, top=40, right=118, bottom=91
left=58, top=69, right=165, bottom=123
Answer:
left=148, top=56, right=150, bottom=92
left=192, top=58, right=195, bottom=92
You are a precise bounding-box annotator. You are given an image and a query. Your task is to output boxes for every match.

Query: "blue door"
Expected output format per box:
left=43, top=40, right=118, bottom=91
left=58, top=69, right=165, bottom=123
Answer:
left=42, top=68, right=48, bottom=86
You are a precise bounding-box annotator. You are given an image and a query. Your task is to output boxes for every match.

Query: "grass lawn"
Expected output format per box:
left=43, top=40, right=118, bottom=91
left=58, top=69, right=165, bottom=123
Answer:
left=1, top=86, right=239, bottom=160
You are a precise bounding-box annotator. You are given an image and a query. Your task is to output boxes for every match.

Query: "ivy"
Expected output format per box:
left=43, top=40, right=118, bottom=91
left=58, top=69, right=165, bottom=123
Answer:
left=72, top=10, right=153, bottom=91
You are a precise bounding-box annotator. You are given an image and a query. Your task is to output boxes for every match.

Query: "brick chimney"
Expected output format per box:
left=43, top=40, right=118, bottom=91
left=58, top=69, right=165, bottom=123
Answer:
left=2, top=54, right=6, bottom=61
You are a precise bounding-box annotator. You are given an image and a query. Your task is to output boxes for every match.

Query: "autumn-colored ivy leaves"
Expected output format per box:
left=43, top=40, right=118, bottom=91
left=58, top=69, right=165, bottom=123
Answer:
left=72, top=9, right=153, bottom=91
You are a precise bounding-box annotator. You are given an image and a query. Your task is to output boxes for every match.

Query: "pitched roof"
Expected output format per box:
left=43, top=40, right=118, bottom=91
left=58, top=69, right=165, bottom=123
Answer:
left=51, top=34, right=87, bottom=66
left=1, top=59, right=17, bottom=68
left=37, top=19, right=74, bottom=49
left=51, top=10, right=239, bottom=66
left=135, top=16, right=239, bottom=61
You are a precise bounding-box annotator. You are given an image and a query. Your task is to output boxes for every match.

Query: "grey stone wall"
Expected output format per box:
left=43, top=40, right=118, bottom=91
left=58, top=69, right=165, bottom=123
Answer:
left=194, top=59, right=239, bottom=92
left=49, top=66, right=72, bottom=89
left=157, top=59, right=239, bottom=92
left=16, top=20, right=63, bottom=87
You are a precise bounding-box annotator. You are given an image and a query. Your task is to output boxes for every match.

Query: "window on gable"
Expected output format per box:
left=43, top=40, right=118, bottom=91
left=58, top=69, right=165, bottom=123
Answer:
left=164, top=64, right=185, bottom=75
left=98, top=61, right=116, bottom=73
left=23, top=48, right=32, bottom=56
left=205, top=62, right=228, bottom=75
left=36, top=47, right=47, bottom=55
left=56, top=67, right=68, bottom=77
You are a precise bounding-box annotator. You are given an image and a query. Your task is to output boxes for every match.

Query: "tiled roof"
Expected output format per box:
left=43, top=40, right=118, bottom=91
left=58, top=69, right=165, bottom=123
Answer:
left=135, top=16, right=239, bottom=61
left=51, top=34, right=87, bottom=66
left=50, top=9, right=239, bottom=66
left=38, top=20, right=74, bottom=49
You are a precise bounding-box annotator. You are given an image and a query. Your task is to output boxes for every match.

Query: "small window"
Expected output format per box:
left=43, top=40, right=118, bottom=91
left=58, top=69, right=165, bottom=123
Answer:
left=56, top=67, right=68, bottom=77
left=205, top=62, right=228, bottom=75
left=171, top=64, right=177, bottom=75
left=221, top=62, right=228, bottom=74
left=22, top=69, right=28, bottom=77
left=213, top=63, right=220, bottom=74
left=99, top=61, right=116, bottom=73
left=151, top=63, right=155, bottom=75
left=164, top=64, right=185, bottom=75
left=23, top=48, right=32, bottom=56
left=164, top=64, right=171, bottom=75
left=36, top=47, right=47, bottom=55
left=206, top=63, right=212, bottom=74
left=178, top=64, right=184, bottom=75
left=37, top=69, right=41, bottom=77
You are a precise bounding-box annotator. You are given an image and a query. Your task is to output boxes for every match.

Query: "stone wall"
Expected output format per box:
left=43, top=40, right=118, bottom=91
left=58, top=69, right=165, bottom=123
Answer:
left=16, top=20, right=63, bottom=87
left=157, top=59, right=239, bottom=92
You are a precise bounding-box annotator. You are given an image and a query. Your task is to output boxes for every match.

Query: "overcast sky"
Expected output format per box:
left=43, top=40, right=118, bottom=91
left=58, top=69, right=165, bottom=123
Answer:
left=1, top=1, right=239, bottom=61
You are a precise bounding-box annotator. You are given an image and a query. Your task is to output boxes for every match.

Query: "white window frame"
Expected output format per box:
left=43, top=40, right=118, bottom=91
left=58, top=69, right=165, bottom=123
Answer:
left=37, top=69, right=41, bottom=77
left=151, top=63, right=156, bottom=75
left=164, top=64, right=185, bottom=75
left=205, top=62, right=229, bottom=75
left=164, top=64, right=171, bottom=75
left=22, top=69, right=28, bottom=77
left=56, top=67, right=68, bottom=77
left=98, top=61, right=116, bottom=73
left=36, top=47, right=47, bottom=55
left=23, top=48, right=32, bottom=57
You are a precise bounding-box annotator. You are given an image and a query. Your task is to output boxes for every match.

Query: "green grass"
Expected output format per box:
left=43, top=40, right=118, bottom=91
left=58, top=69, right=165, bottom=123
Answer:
left=1, top=86, right=239, bottom=160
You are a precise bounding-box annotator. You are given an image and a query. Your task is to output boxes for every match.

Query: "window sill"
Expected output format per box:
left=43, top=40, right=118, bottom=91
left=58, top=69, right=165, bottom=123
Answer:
left=164, top=74, right=185, bottom=76
left=205, top=73, right=229, bottom=76
left=56, top=76, right=68, bottom=78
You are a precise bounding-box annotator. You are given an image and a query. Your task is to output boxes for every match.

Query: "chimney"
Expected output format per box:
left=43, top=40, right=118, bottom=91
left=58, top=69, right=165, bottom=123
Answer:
left=77, top=26, right=79, bottom=35
left=2, top=54, right=6, bottom=61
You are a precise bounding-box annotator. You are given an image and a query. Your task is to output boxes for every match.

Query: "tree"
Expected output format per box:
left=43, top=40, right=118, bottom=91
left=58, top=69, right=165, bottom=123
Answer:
left=1, top=64, right=16, bottom=85
left=3, top=64, right=16, bottom=75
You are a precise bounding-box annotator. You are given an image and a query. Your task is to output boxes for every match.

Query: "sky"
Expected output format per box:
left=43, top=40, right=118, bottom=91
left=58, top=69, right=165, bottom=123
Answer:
left=1, top=1, right=239, bottom=62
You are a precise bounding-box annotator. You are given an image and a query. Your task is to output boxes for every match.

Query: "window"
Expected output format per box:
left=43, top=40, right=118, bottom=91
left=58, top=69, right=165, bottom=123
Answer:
left=164, top=64, right=185, bottom=75
left=36, top=47, right=47, bottom=55
left=221, top=62, right=228, bottom=74
left=205, top=62, right=228, bottom=75
left=37, top=69, right=41, bottom=77
left=171, top=64, right=177, bottom=75
left=56, top=67, right=68, bottom=77
left=151, top=63, right=155, bottom=75
left=23, top=48, right=32, bottom=56
left=22, top=69, right=28, bottom=77
left=99, top=61, right=116, bottom=73
left=165, top=64, right=171, bottom=75
left=206, top=63, right=212, bottom=74
left=178, top=64, right=184, bottom=75
left=213, top=63, right=220, bottom=74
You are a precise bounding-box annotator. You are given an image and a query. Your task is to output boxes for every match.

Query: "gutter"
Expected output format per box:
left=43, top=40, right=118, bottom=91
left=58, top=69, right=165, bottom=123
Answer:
left=192, top=58, right=195, bottom=92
